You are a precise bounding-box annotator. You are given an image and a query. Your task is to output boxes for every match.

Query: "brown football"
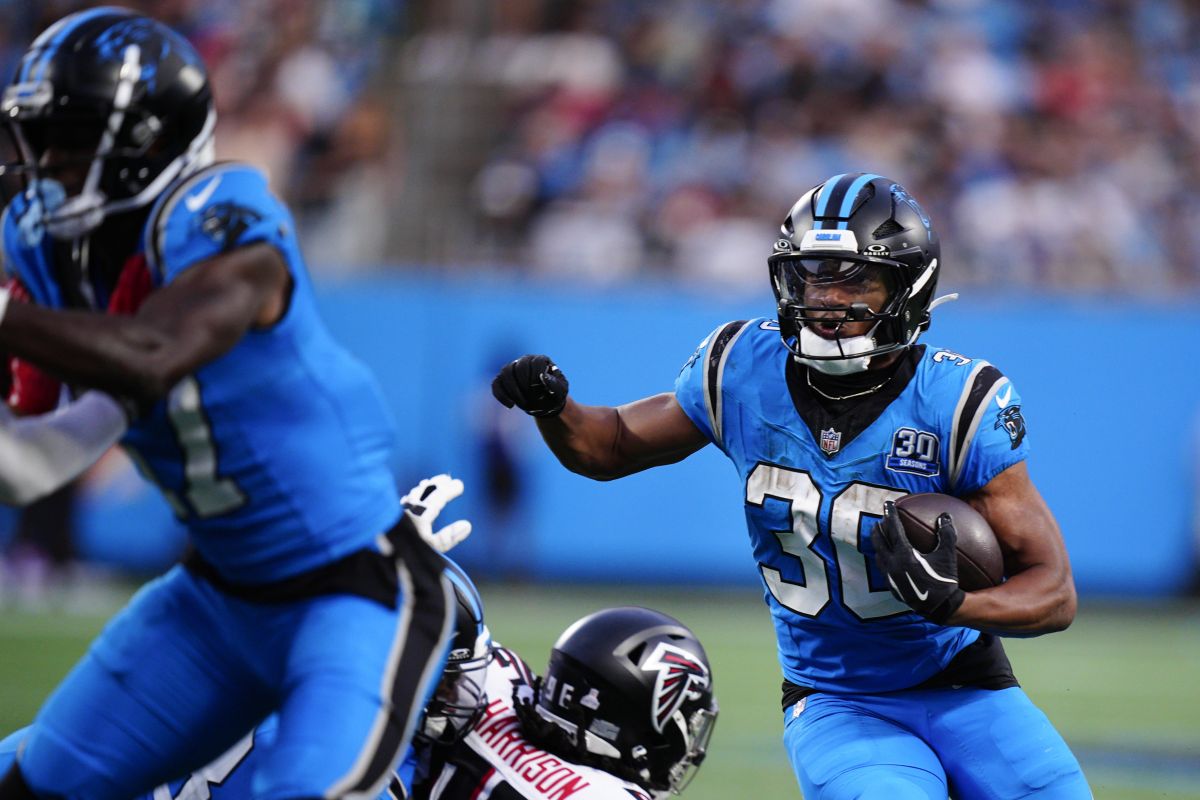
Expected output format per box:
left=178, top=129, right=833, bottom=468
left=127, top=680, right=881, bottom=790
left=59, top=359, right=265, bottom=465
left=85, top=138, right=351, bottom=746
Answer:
left=893, top=493, right=1003, bottom=591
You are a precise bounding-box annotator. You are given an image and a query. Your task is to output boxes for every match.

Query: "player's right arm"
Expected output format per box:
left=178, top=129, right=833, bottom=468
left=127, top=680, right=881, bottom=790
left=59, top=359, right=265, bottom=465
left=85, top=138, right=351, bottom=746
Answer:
left=492, top=355, right=707, bottom=480
left=0, top=164, right=295, bottom=409
left=0, top=241, right=289, bottom=407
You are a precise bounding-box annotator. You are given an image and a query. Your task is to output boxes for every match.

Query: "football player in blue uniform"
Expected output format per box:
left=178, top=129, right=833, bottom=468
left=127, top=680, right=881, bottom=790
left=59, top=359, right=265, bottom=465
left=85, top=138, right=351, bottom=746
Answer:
left=0, top=554, right=488, bottom=800
left=0, top=9, right=462, bottom=799
left=493, top=173, right=1092, bottom=798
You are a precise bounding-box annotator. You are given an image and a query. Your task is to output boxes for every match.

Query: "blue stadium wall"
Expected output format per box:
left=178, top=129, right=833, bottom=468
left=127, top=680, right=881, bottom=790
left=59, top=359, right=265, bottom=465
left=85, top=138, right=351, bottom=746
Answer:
left=52, top=275, right=1200, bottom=596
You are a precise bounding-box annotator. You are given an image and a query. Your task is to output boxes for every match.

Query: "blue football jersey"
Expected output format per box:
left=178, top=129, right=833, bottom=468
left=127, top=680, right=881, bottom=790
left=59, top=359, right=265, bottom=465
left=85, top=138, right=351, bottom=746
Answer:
left=1, top=163, right=402, bottom=583
left=675, top=319, right=1029, bottom=693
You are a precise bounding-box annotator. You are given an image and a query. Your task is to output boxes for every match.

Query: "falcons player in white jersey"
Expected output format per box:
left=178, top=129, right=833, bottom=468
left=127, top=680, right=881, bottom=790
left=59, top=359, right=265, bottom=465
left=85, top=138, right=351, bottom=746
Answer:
left=407, top=606, right=718, bottom=800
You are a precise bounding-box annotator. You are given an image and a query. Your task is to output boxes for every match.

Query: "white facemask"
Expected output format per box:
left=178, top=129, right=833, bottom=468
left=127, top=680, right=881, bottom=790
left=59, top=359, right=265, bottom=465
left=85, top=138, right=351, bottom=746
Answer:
left=795, top=326, right=876, bottom=375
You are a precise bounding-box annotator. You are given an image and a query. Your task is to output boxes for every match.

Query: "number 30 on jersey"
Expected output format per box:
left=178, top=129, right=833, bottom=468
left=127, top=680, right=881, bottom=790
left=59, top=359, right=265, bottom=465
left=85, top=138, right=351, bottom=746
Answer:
left=746, top=463, right=909, bottom=619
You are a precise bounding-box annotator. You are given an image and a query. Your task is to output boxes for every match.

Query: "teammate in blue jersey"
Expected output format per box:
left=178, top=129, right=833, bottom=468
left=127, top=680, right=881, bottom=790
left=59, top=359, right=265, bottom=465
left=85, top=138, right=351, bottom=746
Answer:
left=0, top=9, right=464, bottom=799
left=493, top=173, right=1092, bottom=798
left=0, top=554, right=488, bottom=800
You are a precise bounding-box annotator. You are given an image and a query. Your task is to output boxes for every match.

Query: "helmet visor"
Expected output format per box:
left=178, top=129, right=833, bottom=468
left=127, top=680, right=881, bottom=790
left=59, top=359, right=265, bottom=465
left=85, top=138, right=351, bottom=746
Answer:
left=18, top=117, right=107, bottom=160
left=771, top=256, right=895, bottom=303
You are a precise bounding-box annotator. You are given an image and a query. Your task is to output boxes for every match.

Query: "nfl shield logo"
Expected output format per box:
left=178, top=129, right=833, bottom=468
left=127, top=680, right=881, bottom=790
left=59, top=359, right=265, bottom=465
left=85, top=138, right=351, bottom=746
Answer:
left=820, top=428, right=842, bottom=455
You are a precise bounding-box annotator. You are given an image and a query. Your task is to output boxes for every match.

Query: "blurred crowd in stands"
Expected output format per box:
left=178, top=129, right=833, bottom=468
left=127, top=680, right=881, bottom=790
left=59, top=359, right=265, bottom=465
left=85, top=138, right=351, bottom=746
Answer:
left=3, top=0, right=1198, bottom=603
left=5, top=0, right=1200, bottom=295
left=1, top=0, right=402, bottom=271
left=407, top=0, right=1200, bottom=294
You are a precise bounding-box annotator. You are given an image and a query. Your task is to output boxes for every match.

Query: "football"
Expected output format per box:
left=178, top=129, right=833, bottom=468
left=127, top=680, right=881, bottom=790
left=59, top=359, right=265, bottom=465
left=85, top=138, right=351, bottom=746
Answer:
left=893, top=493, right=1003, bottom=591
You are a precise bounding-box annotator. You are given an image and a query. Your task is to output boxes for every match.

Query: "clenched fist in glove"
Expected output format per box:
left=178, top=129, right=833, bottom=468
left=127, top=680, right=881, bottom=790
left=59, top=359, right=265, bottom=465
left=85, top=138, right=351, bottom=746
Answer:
left=491, top=354, right=570, bottom=418
left=871, top=501, right=965, bottom=625
left=401, top=474, right=472, bottom=553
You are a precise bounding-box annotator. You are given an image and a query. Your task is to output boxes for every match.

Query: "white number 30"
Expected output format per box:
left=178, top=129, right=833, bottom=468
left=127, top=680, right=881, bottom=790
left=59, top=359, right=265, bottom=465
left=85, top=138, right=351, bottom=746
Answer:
left=746, top=463, right=909, bottom=620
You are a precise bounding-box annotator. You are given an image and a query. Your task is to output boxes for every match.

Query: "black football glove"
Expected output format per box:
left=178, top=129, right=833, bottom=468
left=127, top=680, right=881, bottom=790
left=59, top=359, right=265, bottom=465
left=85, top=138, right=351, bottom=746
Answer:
left=510, top=674, right=542, bottom=732
left=491, top=354, right=570, bottom=418
left=871, top=501, right=965, bottom=625
left=511, top=674, right=564, bottom=746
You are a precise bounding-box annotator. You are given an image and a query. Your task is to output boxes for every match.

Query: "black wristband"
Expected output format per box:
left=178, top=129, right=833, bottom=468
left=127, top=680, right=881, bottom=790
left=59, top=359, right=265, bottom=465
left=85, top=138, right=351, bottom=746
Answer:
left=925, top=587, right=966, bottom=625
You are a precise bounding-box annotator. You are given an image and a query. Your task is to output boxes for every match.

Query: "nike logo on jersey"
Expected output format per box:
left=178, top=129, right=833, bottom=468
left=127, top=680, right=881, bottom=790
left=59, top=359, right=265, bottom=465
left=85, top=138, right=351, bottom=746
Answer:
left=185, top=176, right=221, bottom=212
left=995, top=384, right=1013, bottom=409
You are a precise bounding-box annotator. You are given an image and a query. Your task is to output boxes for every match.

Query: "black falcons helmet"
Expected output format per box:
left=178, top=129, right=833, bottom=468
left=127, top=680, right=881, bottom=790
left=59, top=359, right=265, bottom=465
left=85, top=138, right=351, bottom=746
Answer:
left=533, top=607, right=717, bottom=794
left=417, top=558, right=493, bottom=746
left=1, top=7, right=215, bottom=240
left=768, top=173, right=942, bottom=365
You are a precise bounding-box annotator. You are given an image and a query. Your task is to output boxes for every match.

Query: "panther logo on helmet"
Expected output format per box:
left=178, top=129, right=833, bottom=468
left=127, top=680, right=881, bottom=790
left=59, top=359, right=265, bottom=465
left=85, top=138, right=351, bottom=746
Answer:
left=641, top=642, right=711, bottom=734
left=891, top=184, right=932, bottom=231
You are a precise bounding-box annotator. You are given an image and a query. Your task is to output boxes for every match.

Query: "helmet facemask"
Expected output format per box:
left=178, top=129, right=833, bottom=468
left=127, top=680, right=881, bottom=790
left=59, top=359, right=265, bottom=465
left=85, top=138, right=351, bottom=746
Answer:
left=418, top=624, right=493, bottom=746
left=647, top=700, right=718, bottom=793
left=770, top=247, right=930, bottom=375
left=2, top=83, right=215, bottom=241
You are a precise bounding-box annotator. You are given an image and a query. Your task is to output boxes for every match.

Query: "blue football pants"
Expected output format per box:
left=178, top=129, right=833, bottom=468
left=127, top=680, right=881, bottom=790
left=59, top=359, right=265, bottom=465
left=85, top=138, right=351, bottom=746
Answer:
left=14, top=562, right=452, bottom=799
left=783, top=686, right=1092, bottom=799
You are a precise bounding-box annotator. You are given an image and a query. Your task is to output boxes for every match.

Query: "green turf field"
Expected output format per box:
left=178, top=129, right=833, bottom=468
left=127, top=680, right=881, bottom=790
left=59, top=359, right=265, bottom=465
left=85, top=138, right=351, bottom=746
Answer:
left=0, top=584, right=1197, bottom=799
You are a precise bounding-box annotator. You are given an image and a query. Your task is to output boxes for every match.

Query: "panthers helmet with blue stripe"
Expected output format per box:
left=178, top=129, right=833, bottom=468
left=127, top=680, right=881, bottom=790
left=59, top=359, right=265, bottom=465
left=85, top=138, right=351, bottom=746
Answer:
left=769, top=173, right=941, bottom=367
left=417, top=557, right=493, bottom=746
left=1, top=7, right=215, bottom=240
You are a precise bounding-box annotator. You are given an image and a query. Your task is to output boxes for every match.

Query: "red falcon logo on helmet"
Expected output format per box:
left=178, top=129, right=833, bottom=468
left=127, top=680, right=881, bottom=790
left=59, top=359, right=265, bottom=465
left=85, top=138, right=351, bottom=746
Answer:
left=641, top=642, right=711, bottom=733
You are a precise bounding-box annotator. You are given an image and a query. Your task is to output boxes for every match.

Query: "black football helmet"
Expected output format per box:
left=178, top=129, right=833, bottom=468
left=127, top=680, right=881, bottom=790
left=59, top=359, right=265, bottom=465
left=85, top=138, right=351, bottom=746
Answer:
left=417, top=558, right=493, bottom=746
left=1, top=7, right=215, bottom=240
left=768, top=173, right=943, bottom=370
left=530, top=607, right=717, bottom=794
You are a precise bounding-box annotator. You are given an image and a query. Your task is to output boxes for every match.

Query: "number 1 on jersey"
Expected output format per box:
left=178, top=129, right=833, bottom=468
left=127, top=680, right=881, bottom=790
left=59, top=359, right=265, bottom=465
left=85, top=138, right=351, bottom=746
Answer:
left=167, top=376, right=246, bottom=518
